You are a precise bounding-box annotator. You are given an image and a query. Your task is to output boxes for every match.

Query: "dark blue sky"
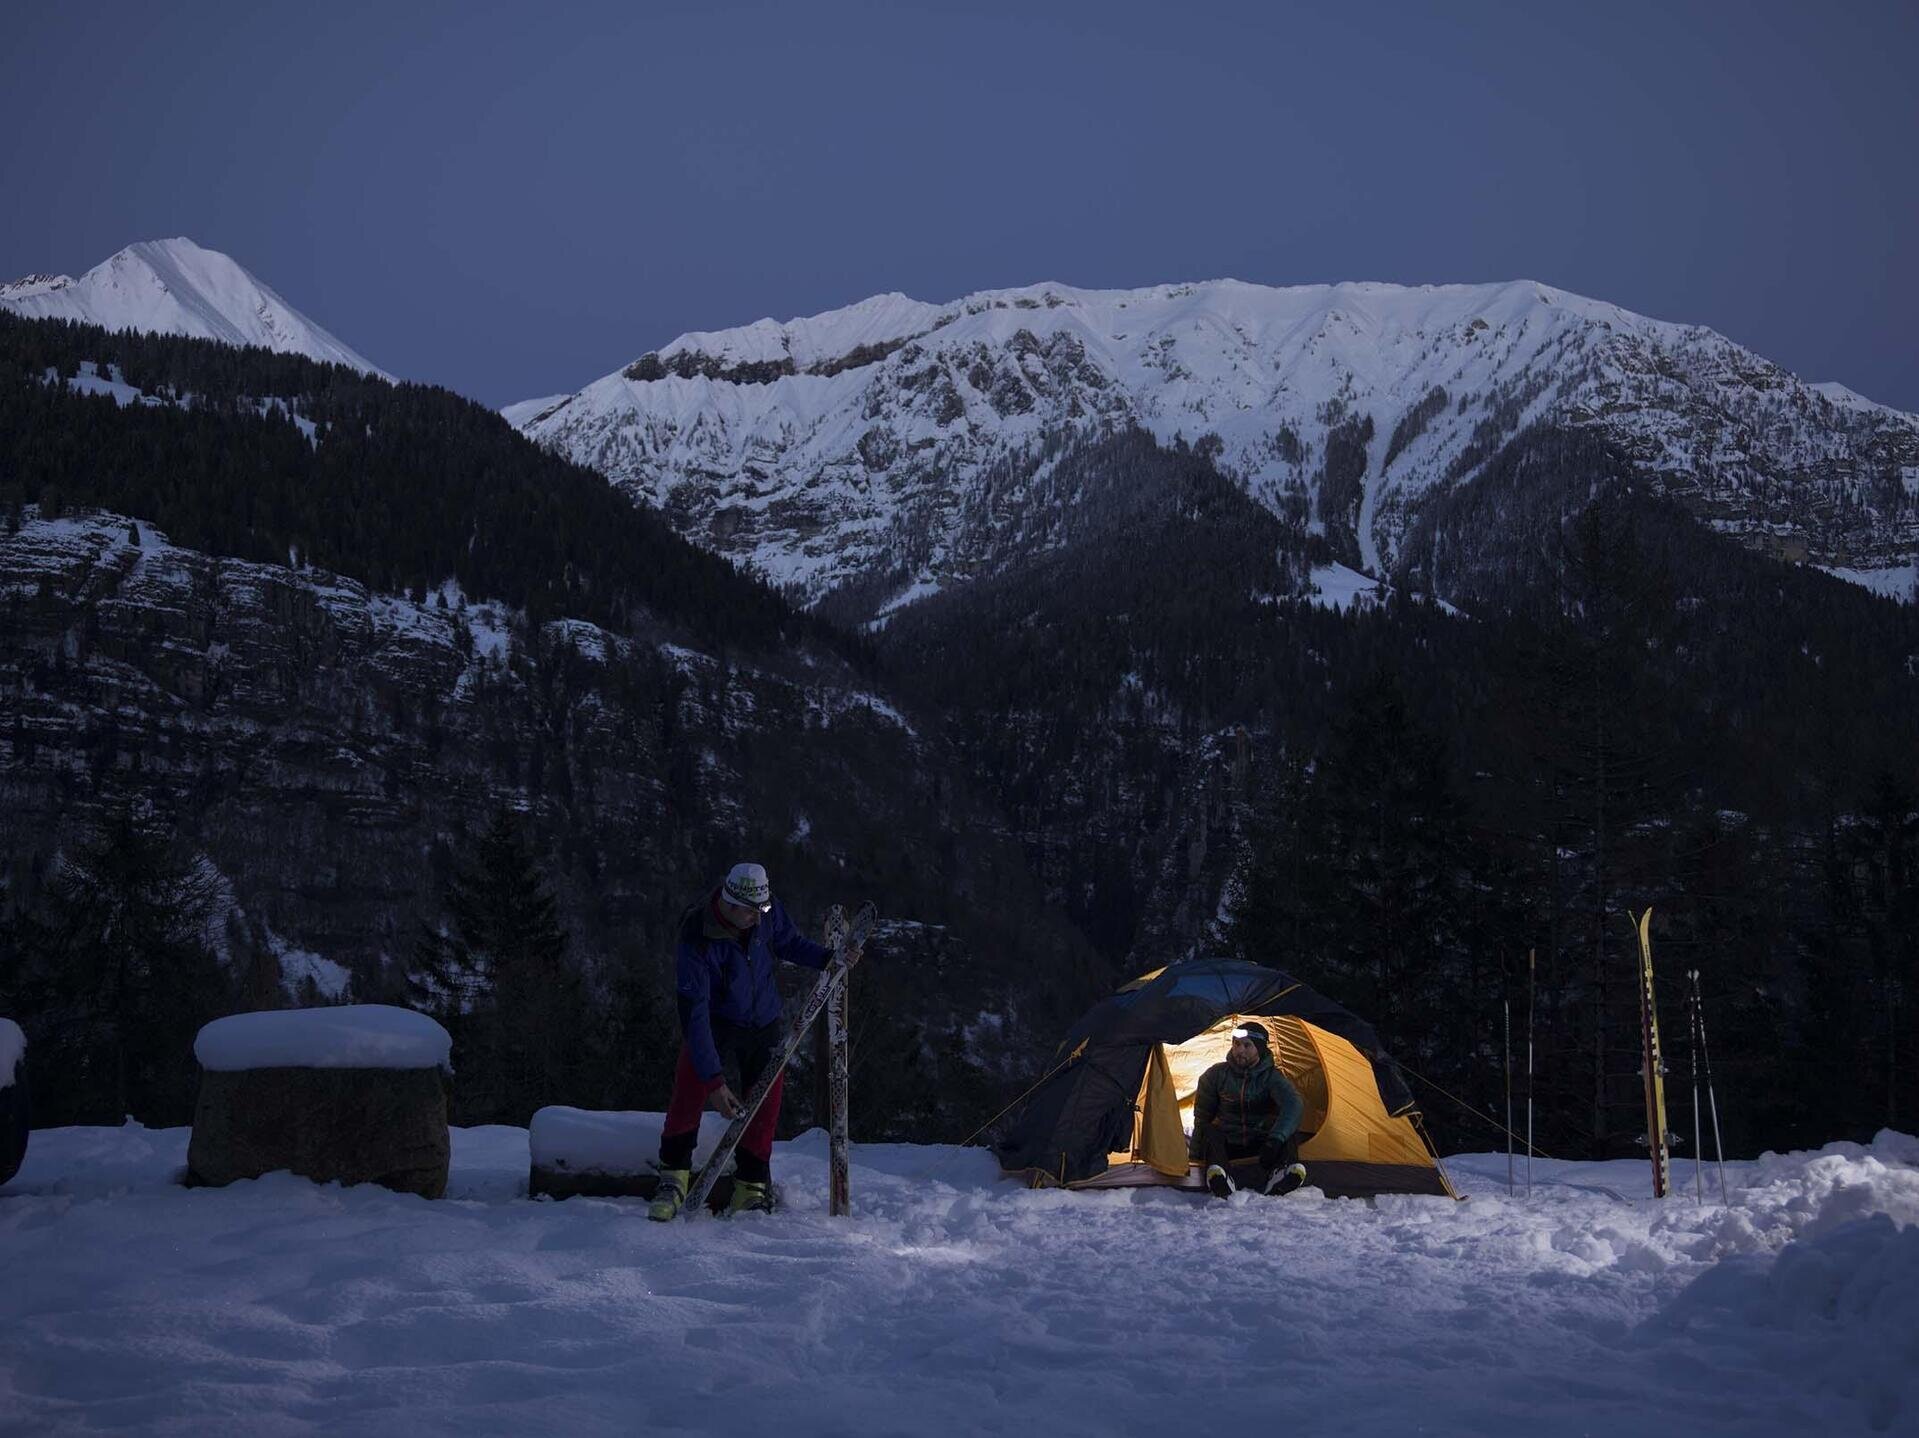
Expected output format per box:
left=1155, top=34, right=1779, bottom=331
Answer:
left=5, top=1, right=1914, bottom=410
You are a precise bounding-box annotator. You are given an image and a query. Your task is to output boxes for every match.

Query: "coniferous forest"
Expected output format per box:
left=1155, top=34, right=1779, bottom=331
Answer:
left=2, top=313, right=1915, bottom=1163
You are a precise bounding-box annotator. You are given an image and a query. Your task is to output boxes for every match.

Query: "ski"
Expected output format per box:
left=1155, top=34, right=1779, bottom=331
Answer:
left=683, top=900, right=876, bottom=1219
left=1632, top=908, right=1672, bottom=1199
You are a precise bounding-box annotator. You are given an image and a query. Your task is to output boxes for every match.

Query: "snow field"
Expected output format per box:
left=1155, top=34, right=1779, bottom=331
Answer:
left=0, top=1125, right=1914, bottom=1436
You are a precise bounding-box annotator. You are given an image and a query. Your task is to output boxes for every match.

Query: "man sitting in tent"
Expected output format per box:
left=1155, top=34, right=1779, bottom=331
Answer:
left=1189, top=1022, right=1309, bottom=1199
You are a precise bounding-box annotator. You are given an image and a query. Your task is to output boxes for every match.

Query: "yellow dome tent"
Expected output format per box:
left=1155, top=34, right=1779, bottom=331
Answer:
left=995, top=959, right=1455, bottom=1199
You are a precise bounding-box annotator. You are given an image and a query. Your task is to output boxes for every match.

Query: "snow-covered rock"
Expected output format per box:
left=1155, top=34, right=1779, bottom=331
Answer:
left=514, top=278, right=1919, bottom=614
left=0, top=1018, right=22, bottom=1089
left=527, top=1106, right=658, bottom=1175
left=0, top=1019, right=25, bottom=1187
left=526, top=1106, right=664, bottom=1200
left=2, top=237, right=389, bottom=378
left=187, top=1007, right=452, bottom=1197
left=193, top=1004, right=451, bottom=1072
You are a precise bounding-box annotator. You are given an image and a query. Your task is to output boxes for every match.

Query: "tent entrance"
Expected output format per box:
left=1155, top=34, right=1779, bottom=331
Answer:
left=1086, top=1012, right=1456, bottom=1197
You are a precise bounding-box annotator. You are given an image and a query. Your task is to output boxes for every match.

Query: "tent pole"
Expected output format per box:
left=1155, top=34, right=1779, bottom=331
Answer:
left=1504, top=991, right=1514, bottom=1196
left=1696, top=972, right=1729, bottom=1204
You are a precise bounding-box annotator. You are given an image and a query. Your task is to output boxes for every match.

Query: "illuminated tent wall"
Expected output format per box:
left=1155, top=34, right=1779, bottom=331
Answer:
left=994, top=959, right=1455, bottom=1199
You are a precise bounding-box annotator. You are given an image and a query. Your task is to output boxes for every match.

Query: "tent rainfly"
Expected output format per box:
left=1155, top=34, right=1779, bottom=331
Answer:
left=995, top=958, right=1456, bottom=1199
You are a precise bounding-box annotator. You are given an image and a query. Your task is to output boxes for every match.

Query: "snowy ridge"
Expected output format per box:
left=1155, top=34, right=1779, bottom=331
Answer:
left=656, top=289, right=951, bottom=371
left=0, top=1122, right=1913, bottom=1433
left=515, top=278, right=1919, bottom=613
left=1, top=237, right=389, bottom=378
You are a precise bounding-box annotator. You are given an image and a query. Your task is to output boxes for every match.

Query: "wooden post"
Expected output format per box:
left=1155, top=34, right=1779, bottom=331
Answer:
left=828, top=965, right=851, bottom=1216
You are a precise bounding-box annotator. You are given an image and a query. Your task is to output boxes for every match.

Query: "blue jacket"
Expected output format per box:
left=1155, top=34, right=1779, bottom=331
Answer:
left=675, top=893, right=830, bottom=1081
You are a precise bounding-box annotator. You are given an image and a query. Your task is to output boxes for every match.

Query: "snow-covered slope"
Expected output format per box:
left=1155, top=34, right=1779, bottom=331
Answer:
left=1, top=237, right=389, bottom=378
left=514, top=279, right=1919, bottom=613
left=2, top=1121, right=1914, bottom=1434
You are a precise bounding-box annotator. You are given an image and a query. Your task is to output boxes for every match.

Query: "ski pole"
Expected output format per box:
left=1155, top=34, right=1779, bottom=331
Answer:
left=1687, top=969, right=1703, bottom=1205
left=1504, top=992, right=1514, bottom=1196
left=1526, top=948, right=1535, bottom=1198
left=1695, top=971, right=1729, bottom=1204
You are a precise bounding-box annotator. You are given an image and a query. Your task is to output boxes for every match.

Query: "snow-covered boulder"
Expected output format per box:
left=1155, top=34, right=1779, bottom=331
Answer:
left=0, top=1018, right=26, bottom=1186
left=187, top=1006, right=452, bottom=1198
left=527, top=1106, right=665, bottom=1200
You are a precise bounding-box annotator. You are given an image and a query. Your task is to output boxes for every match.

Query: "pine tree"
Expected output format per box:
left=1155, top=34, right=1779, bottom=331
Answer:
left=0, top=808, right=229, bottom=1125
left=411, top=810, right=582, bottom=1123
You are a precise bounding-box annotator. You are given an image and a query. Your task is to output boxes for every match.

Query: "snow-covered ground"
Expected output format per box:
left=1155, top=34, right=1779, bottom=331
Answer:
left=1816, top=562, right=1918, bottom=605
left=1308, top=561, right=1384, bottom=612
left=2, top=1122, right=1913, bottom=1435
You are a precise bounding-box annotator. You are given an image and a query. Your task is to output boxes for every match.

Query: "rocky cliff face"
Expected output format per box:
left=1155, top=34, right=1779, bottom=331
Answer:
left=515, top=278, right=1919, bottom=615
left=0, top=509, right=1099, bottom=1135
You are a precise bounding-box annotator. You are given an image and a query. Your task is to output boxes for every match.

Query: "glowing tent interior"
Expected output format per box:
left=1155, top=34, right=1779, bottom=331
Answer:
left=994, top=959, right=1455, bottom=1199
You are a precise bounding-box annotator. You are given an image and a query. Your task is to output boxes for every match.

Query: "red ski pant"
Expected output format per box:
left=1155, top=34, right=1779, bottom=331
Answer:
left=658, top=1024, right=783, bottom=1183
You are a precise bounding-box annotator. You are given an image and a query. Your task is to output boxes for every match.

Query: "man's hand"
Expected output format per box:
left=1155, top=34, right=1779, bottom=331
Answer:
left=709, top=1083, right=743, bottom=1120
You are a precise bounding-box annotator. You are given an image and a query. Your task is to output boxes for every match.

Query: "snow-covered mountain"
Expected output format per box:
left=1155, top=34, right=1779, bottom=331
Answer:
left=1, top=237, right=388, bottom=378
left=512, top=279, right=1919, bottom=613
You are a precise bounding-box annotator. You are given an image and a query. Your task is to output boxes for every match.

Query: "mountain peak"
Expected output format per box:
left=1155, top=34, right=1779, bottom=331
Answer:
left=1, top=238, right=389, bottom=379
left=516, top=272, right=1919, bottom=611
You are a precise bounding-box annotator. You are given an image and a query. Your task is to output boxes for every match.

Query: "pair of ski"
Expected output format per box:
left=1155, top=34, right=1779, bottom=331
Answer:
left=682, top=899, right=875, bottom=1219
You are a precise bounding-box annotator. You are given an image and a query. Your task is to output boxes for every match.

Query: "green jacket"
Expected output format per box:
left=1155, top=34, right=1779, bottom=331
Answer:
left=1189, top=1056, right=1304, bottom=1156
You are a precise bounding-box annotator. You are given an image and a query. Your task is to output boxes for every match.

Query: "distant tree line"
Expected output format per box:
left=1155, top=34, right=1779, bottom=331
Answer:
left=0, top=806, right=681, bottom=1129
left=0, top=312, right=838, bottom=659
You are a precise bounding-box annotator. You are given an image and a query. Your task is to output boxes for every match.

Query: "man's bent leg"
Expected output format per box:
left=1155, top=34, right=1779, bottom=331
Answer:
left=1256, top=1133, right=1306, bottom=1194
left=1195, top=1126, right=1238, bottom=1197
left=732, top=1022, right=783, bottom=1185
left=1195, top=1126, right=1233, bottom=1171
left=657, top=1044, right=713, bottom=1171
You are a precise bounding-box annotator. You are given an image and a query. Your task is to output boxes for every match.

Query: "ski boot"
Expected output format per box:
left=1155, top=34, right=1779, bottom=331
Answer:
left=725, top=1178, right=776, bottom=1216
left=1264, top=1162, right=1308, bottom=1197
left=1205, top=1164, right=1234, bottom=1200
left=647, top=1168, right=691, bottom=1222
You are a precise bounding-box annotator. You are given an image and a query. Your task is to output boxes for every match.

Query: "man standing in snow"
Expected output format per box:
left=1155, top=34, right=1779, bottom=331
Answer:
left=648, top=862, right=847, bottom=1219
left=1189, top=1022, right=1309, bottom=1199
